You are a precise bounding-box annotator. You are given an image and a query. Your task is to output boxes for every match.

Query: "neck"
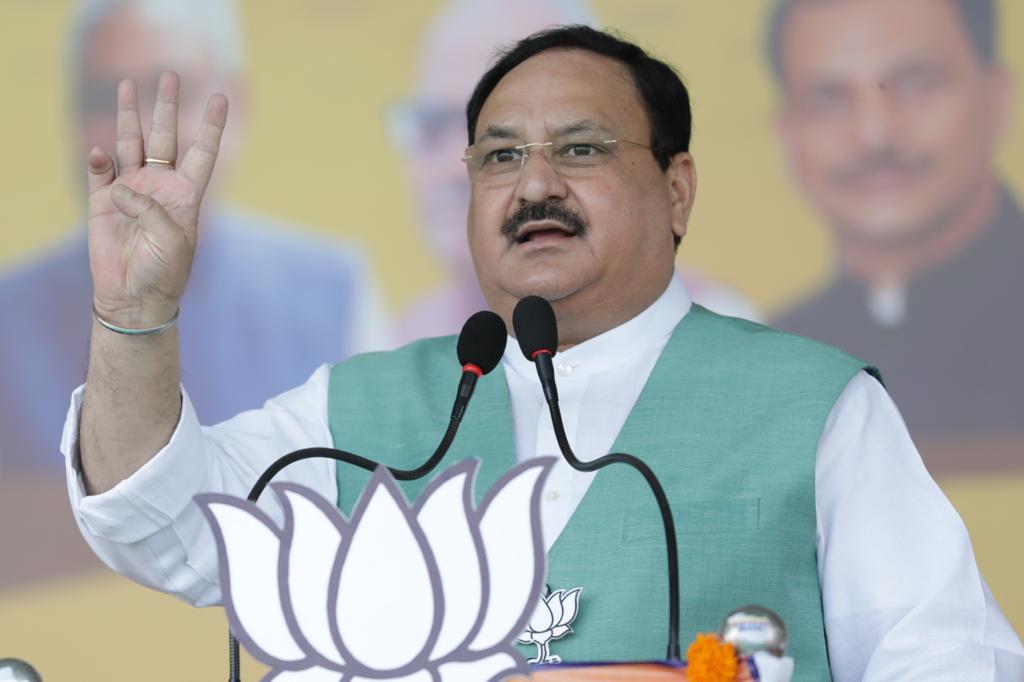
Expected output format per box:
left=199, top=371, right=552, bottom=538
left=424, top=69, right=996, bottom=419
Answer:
left=839, top=176, right=998, bottom=290
left=553, top=277, right=673, bottom=351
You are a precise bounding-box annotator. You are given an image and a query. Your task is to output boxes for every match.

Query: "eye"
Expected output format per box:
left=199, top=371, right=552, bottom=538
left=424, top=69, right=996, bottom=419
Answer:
left=482, top=147, right=523, bottom=165
left=802, top=83, right=850, bottom=116
left=560, top=143, right=608, bottom=157
left=887, top=64, right=946, bottom=99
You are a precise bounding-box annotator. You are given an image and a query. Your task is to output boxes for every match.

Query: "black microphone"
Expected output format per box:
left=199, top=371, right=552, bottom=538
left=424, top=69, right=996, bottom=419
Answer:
left=512, top=295, right=559, bottom=403
left=225, top=311, right=507, bottom=681
left=397, top=310, right=507, bottom=480
left=511, top=295, right=683, bottom=662
left=453, top=310, right=508, bottom=421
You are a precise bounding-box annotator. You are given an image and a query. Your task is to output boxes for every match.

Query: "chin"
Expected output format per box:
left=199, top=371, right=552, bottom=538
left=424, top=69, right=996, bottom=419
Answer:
left=500, top=270, right=588, bottom=304
left=836, top=208, right=944, bottom=247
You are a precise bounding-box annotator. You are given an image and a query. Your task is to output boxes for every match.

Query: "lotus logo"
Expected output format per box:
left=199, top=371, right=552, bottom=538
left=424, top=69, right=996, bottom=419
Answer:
left=197, top=458, right=554, bottom=681
left=518, top=588, right=582, bottom=664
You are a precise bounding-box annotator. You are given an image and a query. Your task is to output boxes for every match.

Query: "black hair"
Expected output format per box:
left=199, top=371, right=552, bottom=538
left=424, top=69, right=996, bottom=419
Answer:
left=765, top=0, right=998, bottom=87
left=465, top=25, right=691, bottom=172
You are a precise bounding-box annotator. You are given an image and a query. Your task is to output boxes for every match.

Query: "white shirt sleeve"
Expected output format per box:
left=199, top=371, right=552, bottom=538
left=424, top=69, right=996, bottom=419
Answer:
left=61, top=364, right=337, bottom=607
left=817, top=371, right=1024, bottom=681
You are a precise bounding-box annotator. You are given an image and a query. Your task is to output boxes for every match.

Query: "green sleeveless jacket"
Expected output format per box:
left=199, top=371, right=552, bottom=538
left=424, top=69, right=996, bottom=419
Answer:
left=328, top=306, right=875, bottom=680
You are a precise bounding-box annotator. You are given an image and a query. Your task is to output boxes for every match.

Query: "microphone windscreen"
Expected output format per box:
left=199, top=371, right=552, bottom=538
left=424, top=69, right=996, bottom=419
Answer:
left=457, top=311, right=507, bottom=374
left=512, top=296, right=558, bottom=359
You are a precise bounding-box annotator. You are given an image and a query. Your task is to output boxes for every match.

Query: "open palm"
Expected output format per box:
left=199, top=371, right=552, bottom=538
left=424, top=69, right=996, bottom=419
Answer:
left=87, top=72, right=227, bottom=327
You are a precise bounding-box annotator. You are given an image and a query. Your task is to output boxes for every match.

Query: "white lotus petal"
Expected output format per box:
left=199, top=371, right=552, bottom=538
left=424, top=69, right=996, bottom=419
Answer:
left=415, top=465, right=483, bottom=661
left=438, top=652, right=523, bottom=682
left=198, top=499, right=305, bottom=664
left=265, top=666, right=342, bottom=681
left=469, top=460, right=551, bottom=651
left=558, top=588, right=581, bottom=626
left=551, top=625, right=571, bottom=639
left=277, top=485, right=347, bottom=666
left=547, top=591, right=564, bottom=627
left=350, top=671, right=434, bottom=682
left=335, top=474, right=438, bottom=671
left=751, top=652, right=796, bottom=682
left=526, top=597, right=554, bottom=634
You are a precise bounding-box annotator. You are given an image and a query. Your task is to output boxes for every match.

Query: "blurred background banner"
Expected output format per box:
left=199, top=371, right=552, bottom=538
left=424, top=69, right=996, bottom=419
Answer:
left=0, top=0, right=1020, bottom=678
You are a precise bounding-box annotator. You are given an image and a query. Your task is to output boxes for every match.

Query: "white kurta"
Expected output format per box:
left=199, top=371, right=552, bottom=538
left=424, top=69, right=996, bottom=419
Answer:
left=62, top=275, right=1024, bottom=680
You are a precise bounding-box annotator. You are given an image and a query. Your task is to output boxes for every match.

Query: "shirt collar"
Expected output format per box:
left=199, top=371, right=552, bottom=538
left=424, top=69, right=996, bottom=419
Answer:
left=503, top=272, right=692, bottom=381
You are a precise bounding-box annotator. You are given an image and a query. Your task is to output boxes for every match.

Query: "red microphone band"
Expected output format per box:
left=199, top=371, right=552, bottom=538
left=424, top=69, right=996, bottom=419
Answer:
left=531, top=349, right=553, bottom=360
left=462, top=363, right=483, bottom=377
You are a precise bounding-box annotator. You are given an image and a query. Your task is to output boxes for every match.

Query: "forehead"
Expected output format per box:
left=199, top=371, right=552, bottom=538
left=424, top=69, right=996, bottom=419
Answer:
left=416, top=9, right=588, bottom=101
left=474, top=49, right=648, bottom=140
left=84, top=7, right=213, bottom=81
left=780, top=0, right=981, bottom=84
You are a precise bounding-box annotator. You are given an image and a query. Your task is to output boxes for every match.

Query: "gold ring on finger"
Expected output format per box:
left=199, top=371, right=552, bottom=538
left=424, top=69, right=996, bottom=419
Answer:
left=144, top=157, right=175, bottom=169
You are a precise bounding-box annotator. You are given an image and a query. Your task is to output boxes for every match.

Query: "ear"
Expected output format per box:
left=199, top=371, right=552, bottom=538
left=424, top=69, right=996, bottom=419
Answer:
left=666, top=152, right=696, bottom=243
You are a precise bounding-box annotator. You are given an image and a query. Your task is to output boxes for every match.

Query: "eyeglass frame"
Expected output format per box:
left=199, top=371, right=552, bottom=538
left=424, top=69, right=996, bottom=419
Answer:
left=461, top=137, right=670, bottom=182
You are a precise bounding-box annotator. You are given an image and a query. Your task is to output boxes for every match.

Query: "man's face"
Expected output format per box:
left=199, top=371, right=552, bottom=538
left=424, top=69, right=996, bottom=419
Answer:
left=75, top=8, right=241, bottom=194
left=393, top=52, right=480, bottom=282
left=395, top=7, right=587, bottom=282
left=467, top=49, right=690, bottom=325
left=777, top=0, right=1009, bottom=245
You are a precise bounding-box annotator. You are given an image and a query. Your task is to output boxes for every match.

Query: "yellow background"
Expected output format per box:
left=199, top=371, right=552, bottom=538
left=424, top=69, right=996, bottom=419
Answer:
left=0, top=1, right=1021, bottom=678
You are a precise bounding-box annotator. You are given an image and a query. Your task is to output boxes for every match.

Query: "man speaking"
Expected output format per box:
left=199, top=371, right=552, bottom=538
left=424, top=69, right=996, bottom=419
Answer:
left=64, top=25, right=1022, bottom=680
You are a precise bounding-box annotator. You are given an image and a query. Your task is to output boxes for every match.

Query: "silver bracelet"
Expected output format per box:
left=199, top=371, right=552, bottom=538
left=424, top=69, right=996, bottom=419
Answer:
left=92, top=306, right=179, bottom=336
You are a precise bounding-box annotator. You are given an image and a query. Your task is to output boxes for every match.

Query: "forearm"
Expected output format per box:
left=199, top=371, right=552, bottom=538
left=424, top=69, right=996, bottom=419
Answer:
left=66, top=365, right=338, bottom=604
left=80, top=315, right=182, bottom=494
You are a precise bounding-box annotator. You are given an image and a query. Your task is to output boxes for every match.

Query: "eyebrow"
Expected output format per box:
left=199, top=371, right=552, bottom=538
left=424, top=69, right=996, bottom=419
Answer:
left=478, top=125, right=521, bottom=142
left=550, top=119, right=612, bottom=137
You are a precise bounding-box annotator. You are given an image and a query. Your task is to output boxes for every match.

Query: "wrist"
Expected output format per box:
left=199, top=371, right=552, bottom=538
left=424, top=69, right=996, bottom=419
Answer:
left=92, top=300, right=180, bottom=335
left=92, top=298, right=179, bottom=327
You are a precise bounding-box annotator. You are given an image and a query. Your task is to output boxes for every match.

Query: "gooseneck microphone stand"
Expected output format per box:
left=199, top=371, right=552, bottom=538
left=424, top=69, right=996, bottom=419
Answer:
left=513, top=296, right=682, bottom=662
left=226, top=311, right=507, bottom=681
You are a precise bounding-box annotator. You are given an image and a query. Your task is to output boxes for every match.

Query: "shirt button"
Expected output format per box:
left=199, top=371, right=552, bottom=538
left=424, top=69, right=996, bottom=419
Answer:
left=546, top=490, right=560, bottom=502
left=556, top=363, right=574, bottom=377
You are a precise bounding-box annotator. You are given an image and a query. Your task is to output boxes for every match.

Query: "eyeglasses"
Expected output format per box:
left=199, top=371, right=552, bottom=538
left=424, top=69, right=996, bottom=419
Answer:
left=463, top=134, right=665, bottom=185
left=387, top=100, right=465, bottom=152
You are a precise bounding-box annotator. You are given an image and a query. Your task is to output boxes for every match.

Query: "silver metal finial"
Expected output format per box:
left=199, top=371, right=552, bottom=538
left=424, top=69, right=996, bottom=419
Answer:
left=720, top=605, right=788, bottom=657
left=0, top=658, right=42, bottom=682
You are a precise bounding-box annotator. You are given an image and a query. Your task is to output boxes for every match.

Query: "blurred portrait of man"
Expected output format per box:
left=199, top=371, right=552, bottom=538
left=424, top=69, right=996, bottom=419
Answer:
left=0, top=0, right=391, bottom=478
left=768, top=0, right=1022, bottom=470
left=0, top=0, right=392, bottom=594
left=391, top=0, right=760, bottom=345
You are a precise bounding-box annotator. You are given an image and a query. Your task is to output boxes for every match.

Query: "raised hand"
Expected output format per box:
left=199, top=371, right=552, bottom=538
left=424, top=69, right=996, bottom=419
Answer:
left=86, top=71, right=228, bottom=329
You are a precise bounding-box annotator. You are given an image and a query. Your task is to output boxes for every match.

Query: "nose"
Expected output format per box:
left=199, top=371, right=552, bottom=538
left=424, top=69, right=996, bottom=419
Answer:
left=851, top=88, right=898, bottom=151
left=514, top=146, right=569, bottom=204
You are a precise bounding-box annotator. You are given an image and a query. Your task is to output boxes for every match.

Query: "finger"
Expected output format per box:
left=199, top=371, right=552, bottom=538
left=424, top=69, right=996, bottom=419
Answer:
left=109, top=184, right=180, bottom=242
left=87, top=147, right=116, bottom=195
left=179, top=93, right=228, bottom=193
left=115, top=80, right=144, bottom=173
left=145, top=71, right=180, bottom=167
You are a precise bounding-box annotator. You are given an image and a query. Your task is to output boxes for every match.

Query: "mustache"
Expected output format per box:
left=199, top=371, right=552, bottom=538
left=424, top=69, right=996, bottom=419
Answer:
left=830, top=147, right=934, bottom=186
left=500, top=200, right=588, bottom=241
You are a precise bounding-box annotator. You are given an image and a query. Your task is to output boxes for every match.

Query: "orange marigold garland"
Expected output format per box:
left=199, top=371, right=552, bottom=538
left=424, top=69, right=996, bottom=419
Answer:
left=686, top=633, right=740, bottom=682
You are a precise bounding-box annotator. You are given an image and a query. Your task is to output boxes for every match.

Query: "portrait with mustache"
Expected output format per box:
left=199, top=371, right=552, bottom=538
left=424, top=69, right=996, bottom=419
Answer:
left=769, top=0, right=1024, bottom=466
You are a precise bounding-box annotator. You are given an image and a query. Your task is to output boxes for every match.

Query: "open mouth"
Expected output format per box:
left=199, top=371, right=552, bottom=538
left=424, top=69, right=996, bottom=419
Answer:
left=514, top=221, right=579, bottom=244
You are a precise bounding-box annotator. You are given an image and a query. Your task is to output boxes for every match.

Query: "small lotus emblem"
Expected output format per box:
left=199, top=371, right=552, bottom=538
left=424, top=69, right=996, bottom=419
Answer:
left=197, top=458, right=554, bottom=681
left=518, top=587, right=582, bottom=664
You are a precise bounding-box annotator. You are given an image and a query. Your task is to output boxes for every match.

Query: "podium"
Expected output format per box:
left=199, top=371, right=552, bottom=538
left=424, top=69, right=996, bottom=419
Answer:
left=507, top=659, right=756, bottom=680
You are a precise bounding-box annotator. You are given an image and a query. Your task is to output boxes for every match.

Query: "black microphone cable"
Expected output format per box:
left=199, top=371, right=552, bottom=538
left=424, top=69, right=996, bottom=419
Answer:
left=226, top=310, right=507, bottom=681
left=512, top=295, right=683, bottom=662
